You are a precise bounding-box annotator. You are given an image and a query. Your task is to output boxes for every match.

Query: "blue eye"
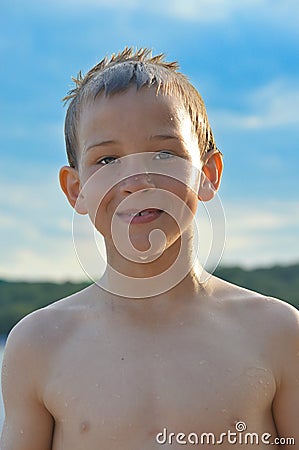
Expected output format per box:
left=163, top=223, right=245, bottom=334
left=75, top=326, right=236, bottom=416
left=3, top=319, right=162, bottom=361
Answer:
left=154, top=151, right=175, bottom=160
left=97, top=156, right=118, bottom=165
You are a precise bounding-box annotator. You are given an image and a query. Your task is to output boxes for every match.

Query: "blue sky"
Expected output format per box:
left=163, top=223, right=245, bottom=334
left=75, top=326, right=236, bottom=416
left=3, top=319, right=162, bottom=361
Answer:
left=0, top=0, right=298, bottom=281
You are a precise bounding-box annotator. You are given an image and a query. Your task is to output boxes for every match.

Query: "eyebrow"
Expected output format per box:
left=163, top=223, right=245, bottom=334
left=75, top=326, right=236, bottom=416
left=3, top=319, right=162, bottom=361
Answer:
left=85, top=140, right=118, bottom=152
left=85, top=134, right=185, bottom=153
left=149, top=134, right=182, bottom=141
left=149, top=134, right=188, bottom=151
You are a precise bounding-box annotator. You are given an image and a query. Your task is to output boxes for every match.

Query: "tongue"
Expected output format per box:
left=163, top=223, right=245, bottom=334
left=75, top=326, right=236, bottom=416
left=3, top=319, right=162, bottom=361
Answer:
left=140, top=209, right=161, bottom=213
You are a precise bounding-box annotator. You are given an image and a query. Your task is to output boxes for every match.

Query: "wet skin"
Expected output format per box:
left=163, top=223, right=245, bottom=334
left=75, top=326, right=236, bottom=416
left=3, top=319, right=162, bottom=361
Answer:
left=1, top=87, right=299, bottom=449
left=2, top=277, right=299, bottom=450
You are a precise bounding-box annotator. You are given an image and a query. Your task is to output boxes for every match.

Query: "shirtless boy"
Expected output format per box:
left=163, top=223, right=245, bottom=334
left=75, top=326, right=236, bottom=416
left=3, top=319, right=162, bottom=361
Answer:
left=1, top=48, right=299, bottom=449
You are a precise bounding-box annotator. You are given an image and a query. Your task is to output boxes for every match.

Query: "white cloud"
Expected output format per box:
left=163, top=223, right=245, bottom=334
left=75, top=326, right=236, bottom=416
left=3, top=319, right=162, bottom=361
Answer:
left=0, top=245, right=83, bottom=282
left=0, top=175, right=106, bottom=281
left=212, top=79, right=299, bottom=130
left=221, top=199, right=299, bottom=268
left=165, top=0, right=299, bottom=24
left=13, top=0, right=299, bottom=26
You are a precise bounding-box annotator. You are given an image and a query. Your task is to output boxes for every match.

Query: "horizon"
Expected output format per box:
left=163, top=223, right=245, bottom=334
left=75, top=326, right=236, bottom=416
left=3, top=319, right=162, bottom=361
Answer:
left=1, top=260, right=298, bottom=284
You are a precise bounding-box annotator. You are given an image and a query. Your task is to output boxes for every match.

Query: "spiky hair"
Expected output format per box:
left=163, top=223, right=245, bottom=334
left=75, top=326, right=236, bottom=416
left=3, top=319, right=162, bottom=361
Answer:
left=63, top=47, right=218, bottom=168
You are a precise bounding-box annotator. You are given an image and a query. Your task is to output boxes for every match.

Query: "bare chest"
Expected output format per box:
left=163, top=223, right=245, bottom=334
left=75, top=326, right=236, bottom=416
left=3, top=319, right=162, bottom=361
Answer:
left=43, top=322, right=277, bottom=449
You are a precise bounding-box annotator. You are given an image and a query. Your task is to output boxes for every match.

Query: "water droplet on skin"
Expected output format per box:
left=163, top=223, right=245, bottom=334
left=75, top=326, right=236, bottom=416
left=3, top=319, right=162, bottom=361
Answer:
left=95, top=383, right=100, bottom=388
left=199, top=360, right=207, bottom=365
left=20, top=429, right=24, bottom=434
left=65, top=402, right=68, bottom=407
left=156, top=396, right=160, bottom=400
left=115, top=394, right=121, bottom=398
left=259, top=380, right=264, bottom=385
left=80, top=421, right=90, bottom=433
left=221, top=409, right=227, bottom=413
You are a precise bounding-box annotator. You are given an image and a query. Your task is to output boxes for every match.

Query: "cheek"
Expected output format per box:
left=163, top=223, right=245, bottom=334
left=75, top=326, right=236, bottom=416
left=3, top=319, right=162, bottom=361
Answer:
left=161, top=178, right=198, bottom=210
left=79, top=186, right=110, bottom=234
left=157, top=179, right=198, bottom=237
left=79, top=167, right=116, bottom=219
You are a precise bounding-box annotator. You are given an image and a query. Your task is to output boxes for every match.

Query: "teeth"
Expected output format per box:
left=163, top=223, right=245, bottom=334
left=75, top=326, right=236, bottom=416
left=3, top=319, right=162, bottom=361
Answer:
left=129, top=211, right=149, bottom=217
left=128, top=210, right=158, bottom=217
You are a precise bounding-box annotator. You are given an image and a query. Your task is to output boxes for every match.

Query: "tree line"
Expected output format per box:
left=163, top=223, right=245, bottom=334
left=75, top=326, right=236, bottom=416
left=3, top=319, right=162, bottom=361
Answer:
left=0, top=263, right=298, bottom=336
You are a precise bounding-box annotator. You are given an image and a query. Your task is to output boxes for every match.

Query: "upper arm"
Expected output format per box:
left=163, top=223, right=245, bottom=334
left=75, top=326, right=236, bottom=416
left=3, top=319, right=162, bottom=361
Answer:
left=0, top=312, right=54, bottom=450
left=271, top=301, right=299, bottom=444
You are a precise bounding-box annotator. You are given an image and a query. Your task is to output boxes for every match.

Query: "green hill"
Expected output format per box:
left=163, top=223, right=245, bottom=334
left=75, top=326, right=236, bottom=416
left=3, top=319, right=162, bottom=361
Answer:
left=215, top=264, right=299, bottom=308
left=0, top=280, right=89, bottom=336
left=0, top=263, right=298, bottom=336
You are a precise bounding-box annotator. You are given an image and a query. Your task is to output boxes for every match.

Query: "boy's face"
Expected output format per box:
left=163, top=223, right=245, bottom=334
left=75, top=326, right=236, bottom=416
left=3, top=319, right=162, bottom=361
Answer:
left=69, top=86, right=209, bottom=258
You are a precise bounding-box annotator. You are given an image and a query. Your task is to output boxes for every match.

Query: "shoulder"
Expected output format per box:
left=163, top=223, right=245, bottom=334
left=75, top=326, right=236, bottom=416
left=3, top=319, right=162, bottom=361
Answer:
left=3, top=286, right=88, bottom=369
left=4, top=282, right=102, bottom=358
left=210, top=274, right=299, bottom=345
left=3, top=306, right=63, bottom=379
left=211, top=274, right=298, bottom=323
left=236, top=286, right=299, bottom=338
left=1, top=307, right=58, bottom=405
left=211, top=276, right=299, bottom=380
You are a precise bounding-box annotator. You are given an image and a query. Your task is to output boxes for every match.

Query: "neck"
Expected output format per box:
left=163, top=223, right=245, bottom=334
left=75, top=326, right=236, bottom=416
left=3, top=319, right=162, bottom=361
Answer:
left=100, top=225, right=208, bottom=300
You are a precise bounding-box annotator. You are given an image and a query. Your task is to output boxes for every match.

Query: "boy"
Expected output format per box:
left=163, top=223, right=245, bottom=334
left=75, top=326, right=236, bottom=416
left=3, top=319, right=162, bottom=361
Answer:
left=1, top=47, right=298, bottom=449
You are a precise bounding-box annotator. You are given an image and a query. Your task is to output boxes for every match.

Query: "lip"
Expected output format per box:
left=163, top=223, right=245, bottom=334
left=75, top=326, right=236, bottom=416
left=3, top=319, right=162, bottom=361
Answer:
left=116, top=208, right=164, bottom=224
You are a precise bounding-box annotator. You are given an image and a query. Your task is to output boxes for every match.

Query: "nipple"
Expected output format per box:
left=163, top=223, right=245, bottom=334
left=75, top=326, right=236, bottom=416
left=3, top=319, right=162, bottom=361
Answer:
left=80, top=421, right=90, bottom=433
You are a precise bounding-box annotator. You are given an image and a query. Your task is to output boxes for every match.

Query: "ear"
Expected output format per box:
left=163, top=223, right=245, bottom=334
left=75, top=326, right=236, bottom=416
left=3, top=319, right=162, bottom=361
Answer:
left=59, top=166, right=88, bottom=215
left=198, top=152, right=223, bottom=201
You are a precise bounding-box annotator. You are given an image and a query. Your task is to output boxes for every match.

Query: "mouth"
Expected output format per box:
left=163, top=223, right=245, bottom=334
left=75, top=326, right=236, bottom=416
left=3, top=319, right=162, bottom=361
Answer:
left=116, top=208, right=164, bottom=224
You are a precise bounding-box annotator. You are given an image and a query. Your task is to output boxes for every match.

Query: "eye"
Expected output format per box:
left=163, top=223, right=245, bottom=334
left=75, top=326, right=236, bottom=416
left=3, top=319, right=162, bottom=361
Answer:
left=154, top=151, right=175, bottom=160
left=97, top=156, right=119, bottom=165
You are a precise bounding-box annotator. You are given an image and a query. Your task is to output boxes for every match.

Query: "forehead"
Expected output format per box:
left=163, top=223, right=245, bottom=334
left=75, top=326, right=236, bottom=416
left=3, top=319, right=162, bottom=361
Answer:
left=78, top=86, right=193, bottom=144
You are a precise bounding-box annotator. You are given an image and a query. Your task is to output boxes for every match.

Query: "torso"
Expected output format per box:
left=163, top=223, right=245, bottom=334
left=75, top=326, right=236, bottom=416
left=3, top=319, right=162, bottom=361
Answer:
left=38, top=278, right=280, bottom=449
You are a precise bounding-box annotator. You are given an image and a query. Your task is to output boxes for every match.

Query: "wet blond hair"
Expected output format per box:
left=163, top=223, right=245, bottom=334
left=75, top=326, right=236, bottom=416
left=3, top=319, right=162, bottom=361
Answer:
left=63, top=47, right=218, bottom=168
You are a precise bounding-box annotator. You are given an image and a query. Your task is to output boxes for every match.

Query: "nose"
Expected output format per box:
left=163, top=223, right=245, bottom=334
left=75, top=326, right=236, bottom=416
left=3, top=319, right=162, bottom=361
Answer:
left=121, top=172, right=155, bottom=194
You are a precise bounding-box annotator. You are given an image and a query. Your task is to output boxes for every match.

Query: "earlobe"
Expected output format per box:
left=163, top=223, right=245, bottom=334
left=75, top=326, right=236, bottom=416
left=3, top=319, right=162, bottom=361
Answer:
left=198, top=152, right=223, bottom=201
left=59, top=166, right=88, bottom=215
